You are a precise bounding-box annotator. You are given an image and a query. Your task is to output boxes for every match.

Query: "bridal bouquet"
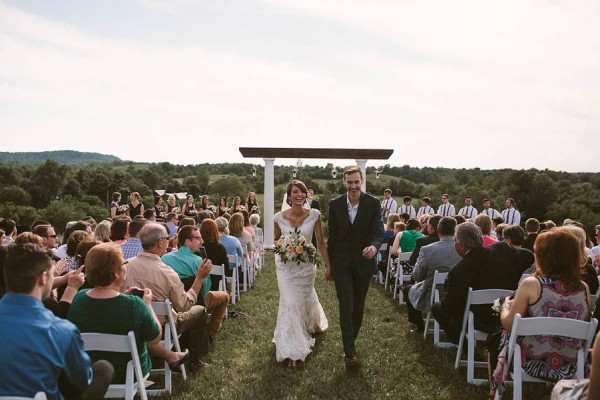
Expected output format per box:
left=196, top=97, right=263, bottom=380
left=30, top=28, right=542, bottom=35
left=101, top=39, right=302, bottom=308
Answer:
left=118, top=204, right=129, bottom=213
left=275, top=228, right=318, bottom=265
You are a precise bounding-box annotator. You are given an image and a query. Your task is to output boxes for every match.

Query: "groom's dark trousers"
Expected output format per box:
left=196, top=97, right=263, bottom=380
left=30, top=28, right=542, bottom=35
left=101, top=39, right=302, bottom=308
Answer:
left=328, top=192, right=384, bottom=357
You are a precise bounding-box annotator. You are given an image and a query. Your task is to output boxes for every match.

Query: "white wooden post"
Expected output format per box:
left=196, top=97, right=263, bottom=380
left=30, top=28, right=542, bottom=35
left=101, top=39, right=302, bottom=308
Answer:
left=263, top=158, right=275, bottom=249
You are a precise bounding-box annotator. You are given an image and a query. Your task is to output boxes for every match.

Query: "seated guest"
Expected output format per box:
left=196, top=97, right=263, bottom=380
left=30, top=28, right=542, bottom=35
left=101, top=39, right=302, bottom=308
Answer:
left=120, top=218, right=148, bottom=260
left=110, top=218, right=129, bottom=244
left=197, top=210, right=212, bottom=225
left=32, top=224, right=58, bottom=254
left=64, top=230, right=91, bottom=272
left=94, top=220, right=112, bottom=243
left=162, top=225, right=229, bottom=340
left=0, top=229, right=5, bottom=245
left=521, top=217, right=540, bottom=252
left=249, top=214, right=263, bottom=242
left=229, top=212, right=254, bottom=264
left=122, top=223, right=211, bottom=370
left=391, top=218, right=423, bottom=256
left=432, top=222, right=534, bottom=344
left=241, top=210, right=256, bottom=241
left=474, top=214, right=498, bottom=247
left=409, top=215, right=442, bottom=266
left=491, top=216, right=504, bottom=238
left=200, top=219, right=230, bottom=291
left=490, top=227, right=592, bottom=397
left=453, top=215, right=466, bottom=224
left=564, top=225, right=599, bottom=294
left=165, top=212, right=179, bottom=239
left=383, top=213, right=400, bottom=242
left=0, top=218, right=17, bottom=244
left=143, top=209, right=156, bottom=221
left=0, top=244, right=113, bottom=400
left=68, top=243, right=188, bottom=385
left=495, top=222, right=507, bottom=242
left=404, top=217, right=461, bottom=333
left=216, top=217, right=243, bottom=272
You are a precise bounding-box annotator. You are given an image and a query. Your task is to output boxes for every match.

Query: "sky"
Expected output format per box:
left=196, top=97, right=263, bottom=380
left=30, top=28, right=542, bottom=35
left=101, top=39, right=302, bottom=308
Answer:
left=1, top=0, right=599, bottom=172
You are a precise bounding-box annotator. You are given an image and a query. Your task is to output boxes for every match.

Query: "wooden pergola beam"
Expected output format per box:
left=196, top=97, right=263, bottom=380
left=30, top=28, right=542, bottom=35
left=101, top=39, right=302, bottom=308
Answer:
left=239, top=147, right=393, bottom=160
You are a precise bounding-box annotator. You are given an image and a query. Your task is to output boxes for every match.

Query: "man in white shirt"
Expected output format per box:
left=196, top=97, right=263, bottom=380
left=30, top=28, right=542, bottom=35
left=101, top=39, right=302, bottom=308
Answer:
left=480, top=199, right=501, bottom=219
left=417, top=197, right=435, bottom=217
left=501, top=198, right=521, bottom=226
left=458, top=196, right=478, bottom=219
left=380, top=189, right=397, bottom=225
left=398, top=196, right=416, bottom=218
left=436, top=194, right=455, bottom=217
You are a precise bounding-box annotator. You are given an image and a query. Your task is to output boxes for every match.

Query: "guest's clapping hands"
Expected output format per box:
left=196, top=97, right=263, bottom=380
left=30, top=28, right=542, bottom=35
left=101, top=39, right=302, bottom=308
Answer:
left=196, top=258, right=213, bottom=279
left=54, top=259, right=68, bottom=276
left=66, top=266, right=85, bottom=289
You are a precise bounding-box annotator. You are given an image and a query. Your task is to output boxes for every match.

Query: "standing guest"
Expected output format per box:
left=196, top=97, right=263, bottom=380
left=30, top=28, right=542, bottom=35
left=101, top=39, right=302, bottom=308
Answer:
left=480, top=198, right=501, bottom=220
left=416, top=197, right=434, bottom=218
left=126, top=192, right=144, bottom=219
left=230, top=196, right=243, bottom=214
left=161, top=226, right=229, bottom=340
left=182, top=194, right=198, bottom=218
left=165, top=212, right=179, bottom=239
left=217, top=197, right=229, bottom=217
left=437, top=194, right=455, bottom=217
left=398, top=196, right=417, bottom=219
left=474, top=214, right=498, bottom=247
left=94, top=220, right=112, bottom=243
left=306, top=189, right=320, bottom=210
left=165, top=194, right=180, bottom=214
left=199, top=195, right=210, bottom=211
left=380, top=189, right=398, bottom=226
left=200, top=219, right=230, bottom=291
left=110, top=218, right=129, bottom=244
left=0, top=243, right=113, bottom=400
left=120, top=218, right=148, bottom=260
left=122, top=223, right=211, bottom=370
left=109, top=192, right=128, bottom=220
left=521, top=218, right=540, bottom=252
left=246, top=192, right=260, bottom=215
left=501, top=197, right=521, bottom=226
left=458, top=196, right=478, bottom=219
left=68, top=243, right=188, bottom=385
left=154, top=196, right=165, bottom=220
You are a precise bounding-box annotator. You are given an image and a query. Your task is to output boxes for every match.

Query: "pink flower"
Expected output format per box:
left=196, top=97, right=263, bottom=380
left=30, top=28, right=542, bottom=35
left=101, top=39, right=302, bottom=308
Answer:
left=546, top=352, right=563, bottom=370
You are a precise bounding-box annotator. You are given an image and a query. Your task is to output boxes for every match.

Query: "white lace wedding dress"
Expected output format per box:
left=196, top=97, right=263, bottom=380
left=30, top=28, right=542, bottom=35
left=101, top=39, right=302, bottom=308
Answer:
left=273, top=208, right=328, bottom=362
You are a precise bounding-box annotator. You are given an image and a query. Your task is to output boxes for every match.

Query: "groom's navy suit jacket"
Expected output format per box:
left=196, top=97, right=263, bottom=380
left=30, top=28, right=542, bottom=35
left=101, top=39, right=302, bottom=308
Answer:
left=327, top=192, right=384, bottom=277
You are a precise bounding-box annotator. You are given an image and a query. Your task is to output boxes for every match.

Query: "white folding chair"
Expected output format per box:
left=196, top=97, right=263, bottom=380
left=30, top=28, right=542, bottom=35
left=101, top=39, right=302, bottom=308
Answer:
left=375, top=243, right=388, bottom=283
left=394, top=252, right=412, bottom=303
left=227, top=254, right=240, bottom=304
left=0, top=392, right=48, bottom=400
left=591, top=294, right=599, bottom=313
left=422, top=270, right=454, bottom=347
left=150, top=299, right=187, bottom=392
left=209, top=264, right=229, bottom=318
left=81, top=331, right=149, bottom=400
left=494, top=314, right=597, bottom=400
left=454, top=288, right=513, bottom=385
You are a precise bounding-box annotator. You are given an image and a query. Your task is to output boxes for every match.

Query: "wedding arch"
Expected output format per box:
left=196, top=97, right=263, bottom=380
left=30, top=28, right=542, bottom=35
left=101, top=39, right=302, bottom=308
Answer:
left=239, top=147, right=394, bottom=249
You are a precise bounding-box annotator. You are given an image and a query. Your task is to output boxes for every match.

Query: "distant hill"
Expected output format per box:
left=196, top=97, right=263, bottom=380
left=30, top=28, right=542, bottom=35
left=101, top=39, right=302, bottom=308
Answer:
left=0, top=150, right=121, bottom=165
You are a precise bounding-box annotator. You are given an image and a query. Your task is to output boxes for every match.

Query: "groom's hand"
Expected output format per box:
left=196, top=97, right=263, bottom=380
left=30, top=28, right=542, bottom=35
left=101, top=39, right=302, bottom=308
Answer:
left=361, top=245, right=377, bottom=259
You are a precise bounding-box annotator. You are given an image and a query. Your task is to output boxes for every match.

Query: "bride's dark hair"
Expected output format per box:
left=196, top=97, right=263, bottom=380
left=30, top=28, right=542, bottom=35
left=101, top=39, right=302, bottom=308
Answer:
left=286, top=180, right=308, bottom=200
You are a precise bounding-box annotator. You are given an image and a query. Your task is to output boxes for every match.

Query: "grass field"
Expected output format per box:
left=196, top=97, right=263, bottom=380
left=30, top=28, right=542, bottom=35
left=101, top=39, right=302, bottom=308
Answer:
left=160, top=254, right=538, bottom=400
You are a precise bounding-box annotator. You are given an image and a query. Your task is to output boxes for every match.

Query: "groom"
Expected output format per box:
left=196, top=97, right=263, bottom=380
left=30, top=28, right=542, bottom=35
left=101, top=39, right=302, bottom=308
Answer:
left=327, top=165, right=384, bottom=370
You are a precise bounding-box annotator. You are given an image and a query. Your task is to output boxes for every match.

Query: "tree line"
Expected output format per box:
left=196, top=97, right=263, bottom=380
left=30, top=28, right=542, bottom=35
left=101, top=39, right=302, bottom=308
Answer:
left=0, top=159, right=598, bottom=239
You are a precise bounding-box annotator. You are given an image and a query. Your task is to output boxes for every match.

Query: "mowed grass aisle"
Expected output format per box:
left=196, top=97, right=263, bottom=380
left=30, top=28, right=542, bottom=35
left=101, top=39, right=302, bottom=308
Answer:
left=170, top=254, right=489, bottom=400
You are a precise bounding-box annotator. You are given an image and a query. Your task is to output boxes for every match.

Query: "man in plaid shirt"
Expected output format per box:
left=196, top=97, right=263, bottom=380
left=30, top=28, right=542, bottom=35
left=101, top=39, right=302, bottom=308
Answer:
left=120, top=217, right=148, bottom=260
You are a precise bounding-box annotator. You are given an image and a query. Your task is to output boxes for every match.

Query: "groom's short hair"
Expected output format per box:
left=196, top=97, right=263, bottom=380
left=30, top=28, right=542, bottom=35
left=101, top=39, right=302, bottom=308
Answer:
left=343, top=165, right=363, bottom=179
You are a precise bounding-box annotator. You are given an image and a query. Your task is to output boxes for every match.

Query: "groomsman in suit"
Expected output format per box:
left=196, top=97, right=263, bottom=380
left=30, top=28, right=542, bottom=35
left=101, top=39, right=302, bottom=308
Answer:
left=380, top=189, right=397, bottom=225
left=501, top=198, right=521, bottom=226
left=458, top=196, right=478, bottom=219
left=437, top=194, right=455, bottom=217
left=417, top=197, right=435, bottom=217
left=328, top=166, right=384, bottom=370
left=398, top=196, right=417, bottom=218
left=480, top=199, right=501, bottom=219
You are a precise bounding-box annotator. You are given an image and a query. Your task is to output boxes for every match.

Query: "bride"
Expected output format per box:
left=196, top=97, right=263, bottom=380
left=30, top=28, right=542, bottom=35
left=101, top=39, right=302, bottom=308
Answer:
left=273, top=180, right=332, bottom=370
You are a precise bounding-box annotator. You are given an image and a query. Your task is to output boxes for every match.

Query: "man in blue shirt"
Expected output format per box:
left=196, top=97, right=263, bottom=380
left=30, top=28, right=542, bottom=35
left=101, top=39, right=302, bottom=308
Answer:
left=0, top=244, right=113, bottom=400
left=120, top=217, right=147, bottom=259
left=162, top=225, right=229, bottom=340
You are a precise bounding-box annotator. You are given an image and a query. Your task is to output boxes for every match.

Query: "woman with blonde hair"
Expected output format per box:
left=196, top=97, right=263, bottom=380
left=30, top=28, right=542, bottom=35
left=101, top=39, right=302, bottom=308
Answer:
left=94, top=220, right=112, bottom=242
left=127, top=192, right=144, bottom=219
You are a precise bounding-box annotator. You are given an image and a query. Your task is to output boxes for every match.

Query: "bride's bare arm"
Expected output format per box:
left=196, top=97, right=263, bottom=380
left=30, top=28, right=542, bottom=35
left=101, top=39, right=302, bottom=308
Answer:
left=274, top=220, right=281, bottom=247
left=314, top=216, right=333, bottom=280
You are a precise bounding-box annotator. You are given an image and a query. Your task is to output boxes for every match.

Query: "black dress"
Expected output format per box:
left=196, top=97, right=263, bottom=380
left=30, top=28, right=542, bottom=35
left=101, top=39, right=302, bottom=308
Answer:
left=204, top=242, right=230, bottom=291
left=128, top=202, right=142, bottom=218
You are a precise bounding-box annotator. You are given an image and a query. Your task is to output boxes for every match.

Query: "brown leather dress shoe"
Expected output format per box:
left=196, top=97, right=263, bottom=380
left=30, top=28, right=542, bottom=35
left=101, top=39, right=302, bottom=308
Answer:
left=344, top=355, right=360, bottom=371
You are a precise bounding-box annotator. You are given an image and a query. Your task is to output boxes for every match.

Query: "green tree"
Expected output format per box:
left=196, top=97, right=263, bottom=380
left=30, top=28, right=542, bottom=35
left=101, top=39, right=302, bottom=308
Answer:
left=209, top=176, right=249, bottom=199
left=0, top=185, right=32, bottom=205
